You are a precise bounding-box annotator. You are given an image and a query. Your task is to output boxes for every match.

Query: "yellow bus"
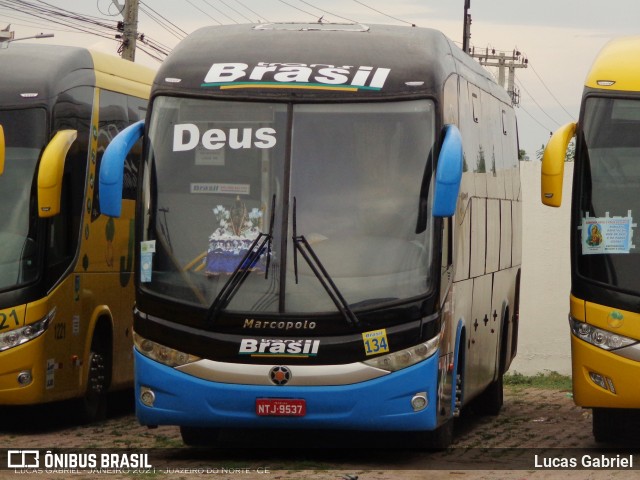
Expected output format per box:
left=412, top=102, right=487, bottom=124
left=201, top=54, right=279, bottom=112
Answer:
left=0, top=44, right=153, bottom=421
left=542, top=36, right=640, bottom=441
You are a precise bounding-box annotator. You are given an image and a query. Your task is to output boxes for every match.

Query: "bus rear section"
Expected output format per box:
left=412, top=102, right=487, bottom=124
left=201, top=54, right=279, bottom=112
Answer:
left=100, top=23, right=522, bottom=447
left=542, top=36, right=640, bottom=442
left=0, top=44, right=153, bottom=420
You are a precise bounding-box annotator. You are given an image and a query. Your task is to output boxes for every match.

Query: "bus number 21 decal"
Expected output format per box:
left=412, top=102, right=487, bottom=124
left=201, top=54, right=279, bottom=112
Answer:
left=0, top=309, right=20, bottom=331
left=362, top=329, right=390, bottom=356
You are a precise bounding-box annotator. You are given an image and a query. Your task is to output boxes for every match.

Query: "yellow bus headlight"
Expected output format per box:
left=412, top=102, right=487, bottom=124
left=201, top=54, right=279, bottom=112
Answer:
left=570, top=316, right=637, bottom=351
left=0, top=308, right=55, bottom=352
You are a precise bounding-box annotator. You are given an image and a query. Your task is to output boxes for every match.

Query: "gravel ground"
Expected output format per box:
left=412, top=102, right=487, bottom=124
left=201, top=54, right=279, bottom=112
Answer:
left=1, top=384, right=639, bottom=480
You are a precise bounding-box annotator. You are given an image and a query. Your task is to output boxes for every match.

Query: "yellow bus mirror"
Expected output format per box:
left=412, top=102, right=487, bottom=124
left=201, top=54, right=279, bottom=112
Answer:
left=541, top=122, right=576, bottom=207
left=0, top=125, right=5, bottom=176
left=37, top=130, right=77, bottom=217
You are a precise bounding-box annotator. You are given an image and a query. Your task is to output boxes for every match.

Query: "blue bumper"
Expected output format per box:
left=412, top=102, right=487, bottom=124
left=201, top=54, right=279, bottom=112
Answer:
left=135, top=349, right=440, bottom=431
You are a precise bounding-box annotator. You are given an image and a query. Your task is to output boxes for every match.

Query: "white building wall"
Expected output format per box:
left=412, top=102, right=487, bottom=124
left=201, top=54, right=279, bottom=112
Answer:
left=509, top=161, right=574, bottom=375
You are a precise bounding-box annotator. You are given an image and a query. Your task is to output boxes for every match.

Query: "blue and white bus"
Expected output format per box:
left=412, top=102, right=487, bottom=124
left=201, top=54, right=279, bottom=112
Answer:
left=100, top=23, right=522, bottom=447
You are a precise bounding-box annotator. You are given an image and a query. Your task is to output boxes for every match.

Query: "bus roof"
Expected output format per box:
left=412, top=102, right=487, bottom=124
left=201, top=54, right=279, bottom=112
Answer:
left=585, top=36, right=640, bottom=92
left=0, top=44, right=154, bottom=105
left=154, top=23, right=505, bottom=102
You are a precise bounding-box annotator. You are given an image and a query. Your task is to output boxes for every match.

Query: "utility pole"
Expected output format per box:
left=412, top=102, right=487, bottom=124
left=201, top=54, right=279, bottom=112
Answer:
left=470, top=47, right=528, bottom=105
left=112, top=0, right=138, bottom=61
left=462, top=0, right=471, bottom=54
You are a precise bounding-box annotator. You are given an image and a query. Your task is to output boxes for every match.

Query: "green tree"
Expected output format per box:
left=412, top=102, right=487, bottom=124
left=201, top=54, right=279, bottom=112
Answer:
left=476, top=145, right=486, bottom=173
left=518, top=149, right=527, bottom=160
left=536, top=139, right=575, bottom=162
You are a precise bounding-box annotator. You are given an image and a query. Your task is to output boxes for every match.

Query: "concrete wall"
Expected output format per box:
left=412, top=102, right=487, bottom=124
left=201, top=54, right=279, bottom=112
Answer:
left=509, top=161, right=574, bottom=375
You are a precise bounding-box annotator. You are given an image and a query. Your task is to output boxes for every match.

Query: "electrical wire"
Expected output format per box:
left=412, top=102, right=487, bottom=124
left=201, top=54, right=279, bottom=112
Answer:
left=294, top=0, right=356, bottom=23
left=233, top=0, right=269, bottom=23
left=528, top=61, right=575, bottom=120
left=139, top=4, right=186, bottom=41
left=201, top=0, right=240, bottom=24
left=277, top=0, right=317, bottom=21
left=185, top=0, right=223, bottom=25
left=515, top=77, right=562, bottom=128
left=518, top=104, right=554, bottom=137
left=96, top=0, right=122, bottom=17
left=350, top=0, right=415, bottom=26
left=218, top=0, right=254, bottom=23
left=0, top=8, right=78, bottom=32
left=140, top=1, right=188, bottom=37
left=2, top=0, right=171, bottom=62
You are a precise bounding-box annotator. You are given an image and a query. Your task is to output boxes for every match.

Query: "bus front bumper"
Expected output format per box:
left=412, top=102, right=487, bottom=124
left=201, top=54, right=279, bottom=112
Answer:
left=134, top=349, right=441, bottom=431
left=0, top=336, right=47, bottom=405
left=572, top=335, right=640, bottom=409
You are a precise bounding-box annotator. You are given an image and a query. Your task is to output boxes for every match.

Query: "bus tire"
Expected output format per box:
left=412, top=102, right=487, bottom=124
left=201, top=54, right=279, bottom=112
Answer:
left=475, top=374, right=504, bottom=416
left=592, top=408, right=618, bottom=443
left=77, top=335, right=109, bottom=423
left=180, top=426, right=221, bottom=447
left=427, top=418, right=454, bottom=449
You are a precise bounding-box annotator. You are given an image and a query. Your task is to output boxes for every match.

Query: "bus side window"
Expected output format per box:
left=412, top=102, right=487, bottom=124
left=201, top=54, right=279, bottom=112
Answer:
left=47, top=86, right=92, bottom=281
left=95, top=90, right=129, bottom=220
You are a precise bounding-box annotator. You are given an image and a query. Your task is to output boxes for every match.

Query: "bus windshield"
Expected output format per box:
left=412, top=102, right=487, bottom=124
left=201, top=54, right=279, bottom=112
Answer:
left=0, top=108, right=46, bottom=291
left=143, top=97, right=435, bottom=315
left=577, top=96, right=640, bottom=294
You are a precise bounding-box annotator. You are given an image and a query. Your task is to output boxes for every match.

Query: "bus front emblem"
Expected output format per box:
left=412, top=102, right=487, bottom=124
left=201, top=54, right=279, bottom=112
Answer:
left=269, top=366, right=291, bottom=386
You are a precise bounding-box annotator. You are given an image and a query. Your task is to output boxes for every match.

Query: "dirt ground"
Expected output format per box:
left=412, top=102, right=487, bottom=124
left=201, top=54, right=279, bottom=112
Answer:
left=1, top=384, right=639, bottom=480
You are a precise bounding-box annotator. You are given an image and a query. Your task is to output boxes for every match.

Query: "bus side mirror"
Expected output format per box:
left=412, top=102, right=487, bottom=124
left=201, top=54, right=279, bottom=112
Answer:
left=99, top=120, right=145, bottom=218
left=433, top=124, right=463, bottom=217
left=541, top=122, right=576, bottom=208
left=0, top=125, right=5, bottom=176
left=37, top=130, right=77, bottom=218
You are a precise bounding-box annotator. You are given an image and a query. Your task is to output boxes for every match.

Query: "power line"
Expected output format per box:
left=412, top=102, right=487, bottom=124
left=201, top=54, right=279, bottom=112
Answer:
left=218, top=0, right=254, bottom=23
left=518, top=104, right=554, bottom=137
left=277, top=0, right=317, bottom=21
left=528, top=61, right=575, bottom=121
left=515, top=77, right=562, bottom=128
left=140, top=1, right=188, bottom=37
left=185, top=0, right=223, bottom=25
left=2, top=0, right=170, bottom=62
left=295, top=0, right=356, bottom=23
left=201, top=0, right=240, bottom=24
left=350, top=0, right=415, bottom=27
left=139, top=4, right=186, bottom=41
left=96, top=0, right=122, bottom=17
left=0, top=8, right=79, bottom=32
left=233, top=0, right=269, bottom=23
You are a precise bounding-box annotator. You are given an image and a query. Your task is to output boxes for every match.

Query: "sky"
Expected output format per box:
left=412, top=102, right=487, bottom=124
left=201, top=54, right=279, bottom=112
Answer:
left=2, top=0, right=639, bottom=158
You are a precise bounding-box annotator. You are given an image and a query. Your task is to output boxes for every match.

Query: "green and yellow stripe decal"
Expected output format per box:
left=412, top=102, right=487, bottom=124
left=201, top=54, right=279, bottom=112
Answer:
left=201, top=81, right=382, bottom=92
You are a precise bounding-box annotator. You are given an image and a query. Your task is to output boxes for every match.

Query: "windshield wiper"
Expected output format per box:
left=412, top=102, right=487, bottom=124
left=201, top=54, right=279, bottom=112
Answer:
left=207, top=195, right=276, bottom=324
left=292, top=197, right=360, bottom=328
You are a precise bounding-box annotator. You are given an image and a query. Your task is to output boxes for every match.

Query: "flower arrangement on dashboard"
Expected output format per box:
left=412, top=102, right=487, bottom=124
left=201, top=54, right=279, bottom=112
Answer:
left=206, top=197, right=264, bottom=275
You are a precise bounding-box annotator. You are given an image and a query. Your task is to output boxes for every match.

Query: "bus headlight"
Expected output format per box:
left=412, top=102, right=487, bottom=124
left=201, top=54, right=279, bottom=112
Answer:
left=362, top=333, right=440, bottom=372
left=570, top=317, right=637, bottom=351
left=133, top=331, right=200, bottom=367
left=0, top=308, right=55, bottom=352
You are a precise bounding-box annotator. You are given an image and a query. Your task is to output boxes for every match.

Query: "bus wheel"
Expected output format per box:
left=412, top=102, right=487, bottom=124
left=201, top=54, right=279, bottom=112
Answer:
left=475, top=374, right=504, bottom=416
left=180, top=426, right=221, bottom=447
left=77, top=341, right=109, bottom=423
left=427, top=418, right=454, bottom=449
left=592, top=408, right=618, bottom=443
